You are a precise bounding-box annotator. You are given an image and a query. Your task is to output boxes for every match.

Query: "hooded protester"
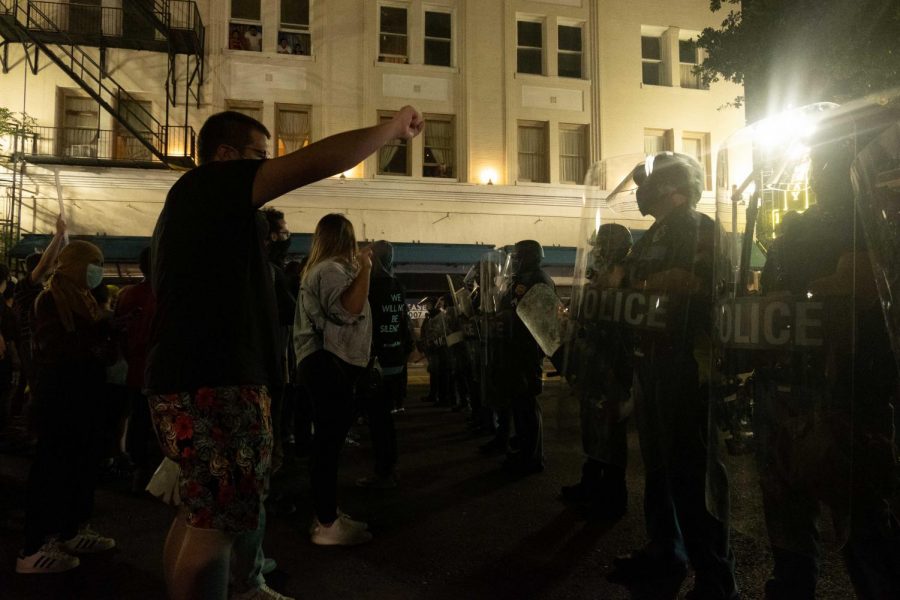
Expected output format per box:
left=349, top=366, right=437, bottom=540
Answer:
left=357, top=241, right=413, bottom=488
left=17, top=240, right=118, bottom=575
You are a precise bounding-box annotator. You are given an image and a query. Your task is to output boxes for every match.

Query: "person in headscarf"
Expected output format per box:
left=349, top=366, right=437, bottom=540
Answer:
left=17, top=240, right=118, bottom=575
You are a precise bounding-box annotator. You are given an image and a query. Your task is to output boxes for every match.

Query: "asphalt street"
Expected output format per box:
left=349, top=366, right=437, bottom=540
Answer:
left=0, top=365, right=854, bottom=599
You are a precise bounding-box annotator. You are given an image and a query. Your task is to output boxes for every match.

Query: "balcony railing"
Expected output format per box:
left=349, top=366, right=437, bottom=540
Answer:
left=12, top=125, right=195, bottom=164
left=2, top=1, right=203, bottom=50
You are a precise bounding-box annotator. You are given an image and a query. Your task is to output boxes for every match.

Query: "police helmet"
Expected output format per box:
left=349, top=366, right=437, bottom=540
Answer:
left=635, top=152, right=705, bottom=215
left=510, top=239, right=544, bottom=274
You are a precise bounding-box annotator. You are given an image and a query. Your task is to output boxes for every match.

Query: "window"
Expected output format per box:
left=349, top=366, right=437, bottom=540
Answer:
left=641, top=36, right=662, bottom=85
left=378, top=112, right=410, bottom=175
left=560, top=124, right=588, bottom=185
left=517, top=20, right=543, bottom=75
left=682, top=132, right=711, bottom=190
left=518, top=121, right=548, bottom=183
left=423, top=115, right=454, bottom=178
left=424, top=11, right=452, bottom=67
left=60, top=93, right=100, bottom=158
left=679, top=40, right=704, bottom=89
left=226, top=100, right=263, bottom=124
left=230, top=0, right=262, bottom=52
left=644, top=128, right=672, bottom=155
left=379, top=6, right=408, bottom=64
left=558, top=25, right=582, bottom=78
left=275, top=105, right=310, bottom=157
left=279, top=0, right=310, bottom=56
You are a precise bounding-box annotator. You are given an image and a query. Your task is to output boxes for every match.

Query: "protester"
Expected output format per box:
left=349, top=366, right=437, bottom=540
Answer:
left=294, top=214, right=375, bottom=545
left=147, top=107, right=423, bottom=599
left=16, top=241, right=117, bottom=574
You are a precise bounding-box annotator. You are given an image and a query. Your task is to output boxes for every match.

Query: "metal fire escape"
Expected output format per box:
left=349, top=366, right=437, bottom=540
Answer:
left=0, top=0, right=205, bottom=262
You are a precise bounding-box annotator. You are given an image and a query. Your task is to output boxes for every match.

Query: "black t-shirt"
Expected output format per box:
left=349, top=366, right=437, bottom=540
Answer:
left=146, top=160, right=280, bottom=393
left=368, top=275, right=412, bottom=369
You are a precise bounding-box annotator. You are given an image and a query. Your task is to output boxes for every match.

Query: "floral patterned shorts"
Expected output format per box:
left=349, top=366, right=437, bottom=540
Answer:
left=149, top=386, right=273, bottom=533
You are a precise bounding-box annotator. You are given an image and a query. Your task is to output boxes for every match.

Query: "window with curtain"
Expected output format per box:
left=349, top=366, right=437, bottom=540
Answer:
left=560, top=124, right=587, bottom=184
left=279, top=0, right=310, bottom=55
left=644, top=128, right=671, bottom=155
left=682, top=132, right=711, bottom=190
left=558, top=25, right=582, bottom=79
left=423, top=116, right=454, bottom=178
left=517, top=20, right=543, bottom=75
left=377, top=112, right=409, bottom=175
left=518, top=121, right=548, bottom=183
left=424, top=11, right=451, bottom=67
left=641, top=36, right=662, bottom=85
left=379, top=6, right=408, bottom=64
left=276, top=105, right=310, bottom=157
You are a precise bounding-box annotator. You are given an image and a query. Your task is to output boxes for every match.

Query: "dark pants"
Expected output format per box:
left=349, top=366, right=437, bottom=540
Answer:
left=299, top=350, right=361, bottom=524
left=366, top=372, right=402, bottom=477
left=511, top=393, right=543, bottom=464
left=125, top=387, right=152, bottom=472
left=24, top=365, right=104, bottom=554
left=633, top=356, right=737, bottom=598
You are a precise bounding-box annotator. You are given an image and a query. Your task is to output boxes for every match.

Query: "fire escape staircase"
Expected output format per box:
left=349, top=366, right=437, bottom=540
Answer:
left=0, top=0, right=204, bottom=169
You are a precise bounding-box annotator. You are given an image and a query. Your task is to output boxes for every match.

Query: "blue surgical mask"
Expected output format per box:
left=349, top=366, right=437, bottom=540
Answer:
left=86, top=263, right=104, bottom=289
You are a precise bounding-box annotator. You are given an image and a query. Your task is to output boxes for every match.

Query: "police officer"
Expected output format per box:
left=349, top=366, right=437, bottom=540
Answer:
left=495, top=240, right=554, bottom=475
left=609, top=153, right=738, bottom=599
left=560, top=223, right=633, bottom=519
left=754, top=109, right=900, bottom=599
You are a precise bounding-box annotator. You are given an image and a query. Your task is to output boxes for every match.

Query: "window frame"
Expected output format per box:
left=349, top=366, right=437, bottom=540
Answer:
left=275, top=103, right=311, bottom=158
left=516, top=18, right=544, bottom=76
left=517, top=120, right=549, bottom=183
left=557, top=23, right=583, bottom=79
left=377, top=110, right=411, bottom=176
left=643, top=127, right=674, bottom=155
left=378, top=3, right=409, bottom=64
left=278, top=0, right=311, bottom=56
left=229, top=0, right=263, bottom=52
left=225, top=99, right=264, bottom=125
left=682, top=131, right=712, bottom=190
left=640, top=35, right=663, bottom=86
left=559, top=123, right=588, bottom=185
left=422, top=113, right=455, bottom=179
left=423, top=8, right=453, bottom=68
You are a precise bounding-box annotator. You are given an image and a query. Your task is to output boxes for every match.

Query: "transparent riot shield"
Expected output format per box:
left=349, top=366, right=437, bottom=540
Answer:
left=562, top=154, right=647, bottom=470
left=712, top=102, right=876, bottom=567
left=477, top=249, right=511, bottom=410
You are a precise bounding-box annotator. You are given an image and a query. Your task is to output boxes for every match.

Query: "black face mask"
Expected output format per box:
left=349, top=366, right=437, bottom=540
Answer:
left=269, top=239, right=291, bottom=264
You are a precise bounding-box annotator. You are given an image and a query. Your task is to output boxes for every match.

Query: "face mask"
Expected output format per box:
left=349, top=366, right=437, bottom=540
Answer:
left=269, top=238, right=291, bottom=264
left=86, top=264, right=104, bottom=289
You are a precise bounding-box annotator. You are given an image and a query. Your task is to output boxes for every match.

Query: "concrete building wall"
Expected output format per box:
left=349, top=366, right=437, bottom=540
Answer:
left=0, top=0, right=746, bottom=252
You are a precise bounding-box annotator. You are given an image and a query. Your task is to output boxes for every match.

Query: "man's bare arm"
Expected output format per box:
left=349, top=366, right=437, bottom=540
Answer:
left=251, top=106, right=424, bottom=207
left=30, top=215, right=67, bottom=284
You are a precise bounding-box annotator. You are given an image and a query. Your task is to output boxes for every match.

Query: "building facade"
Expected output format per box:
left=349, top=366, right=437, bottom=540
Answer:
left=0, top=0, right=744, bottom=259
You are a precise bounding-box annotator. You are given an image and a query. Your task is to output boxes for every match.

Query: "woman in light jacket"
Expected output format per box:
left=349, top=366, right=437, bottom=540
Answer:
left=294, top=213, right=373, bottom=546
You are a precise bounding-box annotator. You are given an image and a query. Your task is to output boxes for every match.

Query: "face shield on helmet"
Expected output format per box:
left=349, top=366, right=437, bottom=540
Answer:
left=634, top=152, right=705, bottom=216
left=509, top=240, right=544, bottom=276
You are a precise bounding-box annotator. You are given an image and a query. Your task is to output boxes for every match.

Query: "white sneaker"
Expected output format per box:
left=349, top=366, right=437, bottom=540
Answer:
left=61, top=526, right=116, bottom=554
left=308, top=509, right=368, bottom=535
left=310, top=515, right=373, bottom=546
left=230, top=583, right=295, bottom=600
left=16, top=539, right=80, bottom=574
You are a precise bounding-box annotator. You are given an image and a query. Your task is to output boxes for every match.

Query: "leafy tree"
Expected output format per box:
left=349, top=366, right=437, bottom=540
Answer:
left=695, top=0, right=900, bottom=121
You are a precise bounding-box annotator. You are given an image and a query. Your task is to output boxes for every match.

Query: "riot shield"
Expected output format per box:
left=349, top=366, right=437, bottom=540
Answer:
left=711, top=101, right=884, bottom=569
left=515, top=283, right=563, bottom=358
left=477, top=249, right=511, bottom=409
left=562, top=154, right=647, bottom=469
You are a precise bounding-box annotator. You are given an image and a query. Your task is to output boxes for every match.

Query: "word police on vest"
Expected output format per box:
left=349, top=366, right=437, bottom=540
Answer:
left=715, top=297, right=824, bottom=348
left=579, top=288, right=669, bottom=330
